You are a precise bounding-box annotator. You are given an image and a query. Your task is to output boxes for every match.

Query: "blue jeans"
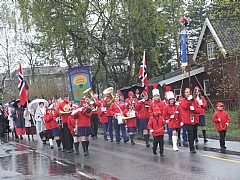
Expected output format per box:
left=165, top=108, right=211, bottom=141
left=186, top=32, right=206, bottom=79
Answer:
left=166, top=123, right=172, bottom=138
left=102, top=123, right=108, bottom=140
left=107, top=116, right=113, bottom=140
left=113, top=119, right=128, bottom=142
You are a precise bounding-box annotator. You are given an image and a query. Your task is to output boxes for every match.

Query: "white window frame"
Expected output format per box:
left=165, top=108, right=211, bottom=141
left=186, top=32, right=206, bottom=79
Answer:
left=207, top=42, right=215, bottom=60
left=174, top=88, right=181, bottom=98
left=203, top=79, right=210, bottom=96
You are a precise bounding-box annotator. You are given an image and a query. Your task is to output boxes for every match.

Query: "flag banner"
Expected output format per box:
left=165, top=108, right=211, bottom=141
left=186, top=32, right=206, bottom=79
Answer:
left=68, top=66, right=92, bottom=102
left=18, top=62, right=27, bottom=106
left=180, top=33, right=188, bottom=67
left=138, top=51, right=148, bottom=92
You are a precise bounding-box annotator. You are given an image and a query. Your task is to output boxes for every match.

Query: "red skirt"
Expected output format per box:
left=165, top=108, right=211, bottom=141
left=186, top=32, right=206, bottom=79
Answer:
left=15, top=127, right=26, bottom=135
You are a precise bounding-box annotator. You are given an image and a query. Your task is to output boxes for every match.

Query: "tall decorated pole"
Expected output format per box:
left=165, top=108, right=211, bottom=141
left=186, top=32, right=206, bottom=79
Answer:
left=180, top=14, right=190, bottom=89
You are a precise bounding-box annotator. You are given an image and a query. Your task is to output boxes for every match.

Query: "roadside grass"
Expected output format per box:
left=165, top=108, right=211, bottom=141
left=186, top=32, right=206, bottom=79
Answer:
left=205, top=110, right=240, bottom=135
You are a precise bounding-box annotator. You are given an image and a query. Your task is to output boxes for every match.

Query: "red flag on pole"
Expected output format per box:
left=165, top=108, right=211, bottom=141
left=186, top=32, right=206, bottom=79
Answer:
left=18, top=62, right=27, bottom=106
left=138, top=51, right=148, bottom=92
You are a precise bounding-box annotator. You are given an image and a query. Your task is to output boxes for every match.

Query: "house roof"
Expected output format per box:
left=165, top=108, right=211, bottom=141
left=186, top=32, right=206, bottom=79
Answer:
left=121, top=65, right=204, bottom=91
left=193, top=17, right=240, bottom=60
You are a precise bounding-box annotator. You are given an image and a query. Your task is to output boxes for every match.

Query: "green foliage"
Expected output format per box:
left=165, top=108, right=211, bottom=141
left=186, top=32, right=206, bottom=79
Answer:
left=205, top=110, right=240, bottom=134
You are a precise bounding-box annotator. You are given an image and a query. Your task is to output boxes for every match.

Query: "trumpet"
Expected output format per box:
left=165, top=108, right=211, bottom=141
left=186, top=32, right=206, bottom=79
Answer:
left=103, top=87, right=114, bottom=107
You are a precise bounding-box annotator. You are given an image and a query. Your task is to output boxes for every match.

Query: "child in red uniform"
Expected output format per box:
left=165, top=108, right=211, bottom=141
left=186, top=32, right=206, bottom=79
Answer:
left=148, top=107, right=166, bottom=156
left=43, top=107, right=54, bottom=149
left=212, top=102, right=230, bottom=152
left=99, top=100, right=108, bottom=140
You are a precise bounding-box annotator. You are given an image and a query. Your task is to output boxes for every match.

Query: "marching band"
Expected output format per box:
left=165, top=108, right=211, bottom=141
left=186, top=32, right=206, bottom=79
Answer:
left=2, top=84, right=231, bottom=157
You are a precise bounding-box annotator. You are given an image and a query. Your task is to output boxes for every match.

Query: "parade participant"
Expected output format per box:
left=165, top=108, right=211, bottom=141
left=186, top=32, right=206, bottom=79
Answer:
left=35, top=102, right=47, bottom=143
left=125, top=91, right=136, bottom=105
left=123, top=102, right=137, bottom=145
left=52, top=103, right=62, bottom=150
left=73, top=98, right=92, bottom=156
left=99, top=100, right=108, bottom=140
left=149, top=84, right=165, bottom=116
left=163, top=91, right=181, bottom=151
left=43, top=107, right=54, bottom=149
left=135, top=90, right=151, bottom=147
left=90, top=99, right=101, bottom=140
left=163, top=86, right=172, bottom=140
left=12, top=102, right=25, bottom=140
left=135, top=88, right=141, bottom=100
left=193, top=86, right=208, bottom=142
left=148, top=107, right=166, bottom=156
left=24, top=106, right=37, bottom=141
left=212, top=102, right=230, bottom=151
left=68, top=105, right=80, bottom=154
left=56, top=94, right=73, bottom=153
left=119, top=95, right=125, bottom=102
left=109, top=93, right=128, bottom=144
left=180, top=88, right=201, bottom=153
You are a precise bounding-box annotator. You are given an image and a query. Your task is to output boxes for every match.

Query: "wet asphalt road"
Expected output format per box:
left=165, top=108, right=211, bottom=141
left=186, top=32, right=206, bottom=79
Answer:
left=0, top=134, right=240, bottom=180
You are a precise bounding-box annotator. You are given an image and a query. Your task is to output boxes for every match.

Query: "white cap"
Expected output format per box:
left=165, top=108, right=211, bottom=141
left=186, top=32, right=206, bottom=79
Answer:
left=152, top=89, right=160, bottom=96
left=167, top=91, right=175, bottom=100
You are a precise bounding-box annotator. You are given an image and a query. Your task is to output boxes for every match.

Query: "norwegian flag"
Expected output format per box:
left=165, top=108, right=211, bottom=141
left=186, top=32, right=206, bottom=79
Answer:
left=138, top=51, right=148, bottom=92
left=18, top=62, right=27, bottom=106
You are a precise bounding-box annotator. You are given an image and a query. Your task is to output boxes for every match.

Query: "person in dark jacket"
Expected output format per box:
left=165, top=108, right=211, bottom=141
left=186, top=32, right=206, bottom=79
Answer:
left=12, top=102, right=25, bottom=139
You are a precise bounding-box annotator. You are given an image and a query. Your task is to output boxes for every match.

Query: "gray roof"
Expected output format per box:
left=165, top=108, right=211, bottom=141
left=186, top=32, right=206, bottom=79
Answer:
left=210, top=18, right=240, bottom=51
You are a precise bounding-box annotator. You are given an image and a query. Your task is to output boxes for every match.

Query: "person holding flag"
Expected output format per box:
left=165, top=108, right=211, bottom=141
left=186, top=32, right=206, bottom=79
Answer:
left=138, top=50, right=148, bottom=93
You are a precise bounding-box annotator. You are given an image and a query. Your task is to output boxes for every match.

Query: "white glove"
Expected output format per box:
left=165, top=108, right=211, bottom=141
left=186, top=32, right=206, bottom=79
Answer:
left=55, top=117, right=59, bottom=122
left=175, top=111, right=179, bottom=114
left=150, top=129, right=154, bottom=133
left=71, top=109, right=79, bottom=115
left=78, top=107, right=83, bottom=112
left=165, top=120, right=169, bottom=123
left=199, top=100, right=203, bottom=105
left=225, top=123, right=229, bottom=126
left=190, top=106, right=195, bottom=110
left=188, top=95, right=193, bottom=100
left=90, top=101, right=94, bottom=105
left=180, top=122, right=184, bottom=126
left=170, top=115, right=174, bottom=119
left=218, top=118, right=221, bottom=122
left=140, top=99, right=145, bottom=103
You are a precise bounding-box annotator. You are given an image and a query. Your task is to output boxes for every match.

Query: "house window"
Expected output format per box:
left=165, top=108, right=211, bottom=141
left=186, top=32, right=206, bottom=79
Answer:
left=207, top=43, right=215, bottom=60
left=174, top=89, right=181, bottom=98
left=203, top=80, right=210, bottom=96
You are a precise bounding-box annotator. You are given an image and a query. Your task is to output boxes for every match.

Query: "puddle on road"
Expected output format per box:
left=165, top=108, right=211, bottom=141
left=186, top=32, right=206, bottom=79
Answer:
left=0, top=143, right=118, bottom=180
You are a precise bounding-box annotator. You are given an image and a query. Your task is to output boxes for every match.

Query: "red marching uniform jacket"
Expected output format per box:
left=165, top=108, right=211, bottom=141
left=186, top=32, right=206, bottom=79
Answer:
left=149, top=100, right=165, bottom=116
left=163, top=104, right=181, bottom=129
left=74, top=106, right=92, bottom=127
left=135, top=100, right=151, bottom=119
left=180, top=98, right=201, bottom=125
left=212, top=110, right=230, bottom=131
left=68, top=115, right=76, bottom=135
left=43, top=112, right=53, bottom=130
left=99, top=109, right=108, bottom=123
left=109, top=102, right=125, bottom=117
left=147, top=115, right=166, bottom=137
left=57, top=101, right=71, bottom=123
left=122, top=109, right=137, bottom=128
left=52, top=109, right=60, bottom=129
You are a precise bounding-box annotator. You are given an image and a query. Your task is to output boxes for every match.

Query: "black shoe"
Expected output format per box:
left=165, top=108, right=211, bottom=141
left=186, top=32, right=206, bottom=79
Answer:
left=124, top=139, right=129, bottom=143
left=28, top=138, right=30, bottom=141
left=50, top=145, right=54, bottom=149
left=204, top=139, right=208, bottom=142
left=76, top=150, right=79, bottom=154
left=110, top=140, right=113, bottom=142
left=146, top=143, right=150, bottom=147
left=131, top=142, right=135, bottom=145
left=32, top=138, right=34, bottom=141
left=221, top=146, right=227, bottom=150
left=86, top=150, right=89, bottom=154
left=84, top=152, right=88, bottom=156
left=177, top=138, right=181, bottom=141
left=104, top=138, right=108, bottom=141
left=20, top=136, right=23, bottom=140
left=67, top=150, right=71, bottom=153
left=95, top=136, right=98, bottom=138
left=160, top=153, right=164, bottom=156
left=92, top=137, right=95, bottom=140
left=168, top=137, right=172, bottom=141
left=43, top=141, right=46, bottom=144
left=190, top=150, right=196, bottom=154
left=58, top=147, right=61, bottom=150
left=152, top=148, right=157, bottom=155
left=195, top=138, right=199, bottom=143
left=62, top=149, right=66, bottom=152
left=183, top=139, right=188, bottom=142
left=116, top=141, right=120, bottom=144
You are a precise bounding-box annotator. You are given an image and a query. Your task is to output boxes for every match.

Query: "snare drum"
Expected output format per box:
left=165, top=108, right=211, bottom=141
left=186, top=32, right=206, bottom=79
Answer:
left=116, top=114, right=123, bottom=124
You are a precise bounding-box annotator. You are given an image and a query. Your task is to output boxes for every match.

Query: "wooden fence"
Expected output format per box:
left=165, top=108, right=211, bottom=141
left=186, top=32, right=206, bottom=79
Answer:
left=206, top=98, right=239, bottom=111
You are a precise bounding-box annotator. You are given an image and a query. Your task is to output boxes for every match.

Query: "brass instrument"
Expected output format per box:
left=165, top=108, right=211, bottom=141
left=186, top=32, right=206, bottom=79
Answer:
left=59, top=103, right=72, bottom=115
left=83, top=87, right=98, bottom=111
left=103, top=87, right=114, bottom=107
